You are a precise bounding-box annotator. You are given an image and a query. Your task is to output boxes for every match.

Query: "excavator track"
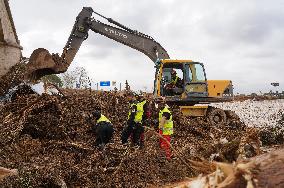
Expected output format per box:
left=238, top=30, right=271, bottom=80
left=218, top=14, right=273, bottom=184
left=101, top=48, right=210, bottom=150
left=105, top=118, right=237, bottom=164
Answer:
left=206, top=106, right=243, bottom=128
left=207, top=106, right=227, bottom=127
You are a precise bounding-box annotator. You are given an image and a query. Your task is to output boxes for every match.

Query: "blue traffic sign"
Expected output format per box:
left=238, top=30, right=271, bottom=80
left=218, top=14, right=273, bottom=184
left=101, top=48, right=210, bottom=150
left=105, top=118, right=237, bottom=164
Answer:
left=100, top=81, right=111, bottom=86
left=76, top=83, right=80, bottom=88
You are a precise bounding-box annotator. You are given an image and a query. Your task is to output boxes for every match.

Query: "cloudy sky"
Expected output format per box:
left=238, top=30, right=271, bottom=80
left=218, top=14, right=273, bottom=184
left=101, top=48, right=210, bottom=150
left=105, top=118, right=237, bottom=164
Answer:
left=10, top=0, right=284, bottom=94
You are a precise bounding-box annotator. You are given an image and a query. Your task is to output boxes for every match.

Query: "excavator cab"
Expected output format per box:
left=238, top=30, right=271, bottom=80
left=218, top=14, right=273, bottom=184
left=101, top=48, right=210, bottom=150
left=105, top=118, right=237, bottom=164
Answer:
left=155, top=60, right=209, bottom=105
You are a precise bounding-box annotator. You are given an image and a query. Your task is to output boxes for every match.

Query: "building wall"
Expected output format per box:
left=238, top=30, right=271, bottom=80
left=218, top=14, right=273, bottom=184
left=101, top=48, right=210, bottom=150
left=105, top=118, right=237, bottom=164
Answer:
left=0, top=0, right=22, bottom=77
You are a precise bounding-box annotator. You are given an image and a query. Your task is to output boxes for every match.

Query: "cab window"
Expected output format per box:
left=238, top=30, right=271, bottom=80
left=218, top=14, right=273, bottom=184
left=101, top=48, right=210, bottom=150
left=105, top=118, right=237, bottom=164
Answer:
left=187, top=64, right=206, bottom=82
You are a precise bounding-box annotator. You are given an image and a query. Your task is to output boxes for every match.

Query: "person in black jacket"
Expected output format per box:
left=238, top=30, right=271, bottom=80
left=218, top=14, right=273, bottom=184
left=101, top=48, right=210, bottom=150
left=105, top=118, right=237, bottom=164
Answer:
left=121, top=97, right=138, bottom=145
left=121, top=95, right=150, bottom=147
left=90, top=111, right=114, bottom=149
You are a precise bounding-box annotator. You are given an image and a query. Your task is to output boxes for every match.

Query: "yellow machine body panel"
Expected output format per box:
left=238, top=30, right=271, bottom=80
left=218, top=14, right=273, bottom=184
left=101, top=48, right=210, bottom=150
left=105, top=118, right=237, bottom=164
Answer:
left=180, top=105, right=208, bottom=117
left=161, top=59, right=194, bottom=63
left=207, top=80, right=233, bottom=97
left=185, top=83, right=207, bottom=93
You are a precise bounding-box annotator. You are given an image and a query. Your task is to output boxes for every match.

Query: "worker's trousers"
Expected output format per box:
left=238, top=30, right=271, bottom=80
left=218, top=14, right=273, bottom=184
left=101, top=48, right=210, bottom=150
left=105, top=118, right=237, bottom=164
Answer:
left=159, top=130, right=171, bottom=159
left=121, top=121, right=144, bottom=146
left=95, top=122, right=114, bottom=147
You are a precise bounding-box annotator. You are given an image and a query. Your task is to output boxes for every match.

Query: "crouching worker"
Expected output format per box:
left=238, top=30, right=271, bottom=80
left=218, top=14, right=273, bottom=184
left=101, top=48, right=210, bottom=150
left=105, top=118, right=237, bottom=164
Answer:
left=91, top=111, right=114, bottom=149
left=158, top=102, right=173, bottom=160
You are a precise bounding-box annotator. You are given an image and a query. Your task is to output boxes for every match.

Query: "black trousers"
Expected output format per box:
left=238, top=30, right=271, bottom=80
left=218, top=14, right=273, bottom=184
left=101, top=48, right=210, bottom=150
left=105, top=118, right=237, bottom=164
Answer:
left=94, top=122, right=114, bottom=146
left=121, top=121, right=144, bottom=146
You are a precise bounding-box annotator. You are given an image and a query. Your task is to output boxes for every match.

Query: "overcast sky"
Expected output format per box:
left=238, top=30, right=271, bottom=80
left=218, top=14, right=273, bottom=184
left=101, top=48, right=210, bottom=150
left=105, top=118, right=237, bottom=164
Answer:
left=10, top=0, right=284, bottom=94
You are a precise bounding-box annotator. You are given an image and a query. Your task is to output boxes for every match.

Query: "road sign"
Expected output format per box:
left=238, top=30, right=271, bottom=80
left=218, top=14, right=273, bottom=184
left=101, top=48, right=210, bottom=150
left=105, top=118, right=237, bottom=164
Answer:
left=76, top=83, right=80, bottom=88
left=271, top=83, right=279, bottom=87
left=100, top=81, right=111, bottom=86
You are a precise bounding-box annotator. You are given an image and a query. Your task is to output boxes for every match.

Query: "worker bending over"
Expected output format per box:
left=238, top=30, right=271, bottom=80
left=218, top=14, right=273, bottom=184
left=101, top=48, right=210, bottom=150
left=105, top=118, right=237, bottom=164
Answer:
left=90, top=111, right=114, bottom=149
left=158, top=101, right=173, bottom=160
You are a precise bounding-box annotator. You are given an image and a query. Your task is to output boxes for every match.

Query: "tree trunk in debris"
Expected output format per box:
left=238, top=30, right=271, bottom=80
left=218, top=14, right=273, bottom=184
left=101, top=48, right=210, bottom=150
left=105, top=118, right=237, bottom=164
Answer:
left=0, top=167, right=18, bottom=181
left=163, top=148, right=284, bottom=188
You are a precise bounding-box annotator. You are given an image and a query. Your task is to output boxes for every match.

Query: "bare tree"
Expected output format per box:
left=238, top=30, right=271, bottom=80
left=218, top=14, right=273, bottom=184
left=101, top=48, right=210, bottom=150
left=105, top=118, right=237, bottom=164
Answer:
left=60, top=66, right=91, bottom=89
left=74, top=67, right=91, bottom=89
left=61, top=71, right=77, bottom=89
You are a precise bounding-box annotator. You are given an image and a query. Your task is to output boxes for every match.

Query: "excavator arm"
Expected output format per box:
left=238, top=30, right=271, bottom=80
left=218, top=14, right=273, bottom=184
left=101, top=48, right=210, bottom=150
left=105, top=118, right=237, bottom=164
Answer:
left=89, top=15, right=170, bottom=62
left=26, top=7, right=169, bottom=80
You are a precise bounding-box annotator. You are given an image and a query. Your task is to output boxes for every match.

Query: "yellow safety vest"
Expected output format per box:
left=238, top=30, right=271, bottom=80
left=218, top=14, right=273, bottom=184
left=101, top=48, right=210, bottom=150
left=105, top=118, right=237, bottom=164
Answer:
left=134, top=100, right=147, bottom=123
left=159, top=107, right=173, bottom=135
left=97, top=114, right=111, bottom=124
left=171, top=76, right=178, bottom=85
left=128, top=103, right=137, bottom=120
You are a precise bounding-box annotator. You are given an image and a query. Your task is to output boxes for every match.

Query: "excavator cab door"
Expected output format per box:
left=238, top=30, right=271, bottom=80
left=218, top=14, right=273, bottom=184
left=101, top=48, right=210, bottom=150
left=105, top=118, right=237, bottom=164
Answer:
left=184, top=63, right=208, bottom=98
left=160, top=63, right=185, bottom=96
left=156, top=61, right=209, bottom=104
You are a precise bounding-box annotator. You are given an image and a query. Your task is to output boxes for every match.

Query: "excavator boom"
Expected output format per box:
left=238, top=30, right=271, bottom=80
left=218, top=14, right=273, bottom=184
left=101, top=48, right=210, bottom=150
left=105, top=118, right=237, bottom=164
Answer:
left=26, top=7, right=170, bottom=80
left=89, top=14, right=170, bottom=62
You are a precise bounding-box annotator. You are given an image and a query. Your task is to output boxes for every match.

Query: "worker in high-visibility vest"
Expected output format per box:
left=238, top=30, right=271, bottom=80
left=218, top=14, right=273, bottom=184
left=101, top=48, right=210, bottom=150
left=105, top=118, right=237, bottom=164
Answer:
left=158, top=101, right=173, bottom=159
left=133, top=96, right=149, bottom=147
left=91, top=111, right=114, bottom=149
left=170, top=70, right=181, bottom=87
left=121, top=95, right=149, bottom=147
left=165, top=69, right=182, bottom=96
left=121, top=97, right=138, bottom=144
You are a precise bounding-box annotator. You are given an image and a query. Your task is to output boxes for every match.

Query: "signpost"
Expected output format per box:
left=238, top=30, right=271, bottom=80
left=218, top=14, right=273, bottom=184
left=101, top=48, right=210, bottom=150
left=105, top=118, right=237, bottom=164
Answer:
left=271, top=83, right=279, bottom=87
left=100, top=81, right=111, bottom=87
left=76, top=83, right=80, bottom=89
left=270, top=82, right=280, bottom=97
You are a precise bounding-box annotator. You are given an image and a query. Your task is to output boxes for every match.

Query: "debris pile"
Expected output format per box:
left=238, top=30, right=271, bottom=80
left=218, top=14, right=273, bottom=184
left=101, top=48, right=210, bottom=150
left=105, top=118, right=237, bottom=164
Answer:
left=164, top=148, right=284, bottom=188
left=259, top=110, right=284, bottom=146
left=0, top=63, right=27, bottom=96
left=212, top=99, right=284, bottom=146
left=0, top=90, right=250, bottom=187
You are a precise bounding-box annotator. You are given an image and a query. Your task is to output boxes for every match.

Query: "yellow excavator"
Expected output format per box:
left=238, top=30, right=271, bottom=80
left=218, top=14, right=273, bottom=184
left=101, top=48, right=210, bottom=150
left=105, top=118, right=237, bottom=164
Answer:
left=1, top=3, right=233, bottom=125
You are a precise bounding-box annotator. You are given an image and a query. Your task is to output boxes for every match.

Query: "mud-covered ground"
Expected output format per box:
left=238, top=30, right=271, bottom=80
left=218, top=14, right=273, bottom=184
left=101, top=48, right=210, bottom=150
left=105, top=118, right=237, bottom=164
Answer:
left=0, top=90, right=283, bottom=187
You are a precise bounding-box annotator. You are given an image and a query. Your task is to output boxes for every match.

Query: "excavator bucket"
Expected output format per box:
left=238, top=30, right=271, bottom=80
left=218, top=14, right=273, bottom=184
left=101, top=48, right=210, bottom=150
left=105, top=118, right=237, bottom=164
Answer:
left=25, top=48, right=66, bottom=81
